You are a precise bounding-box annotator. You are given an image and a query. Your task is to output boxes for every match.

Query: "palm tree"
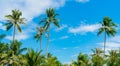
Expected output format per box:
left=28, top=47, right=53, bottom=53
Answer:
left=5, top=9, right=25, bottom=43
left=9, top=40, right=27, bottom=56
left=34, top=27, right=44, bottom=50
left=70, top=53, right=89, bottom=66
left=98, top=16, right=117, bottom=56
left=0, top=42, right=8, bottom=65
left=44, top=53, right=62, bottom=66
left=107, top=50, right=119, bottom=66
left=91, top=48, right=106, bottom=66
left=7, top=40, right=27, bottom=66
left=41, top=8, right=60, bottom=56
left=0, top=40, right=27, bottom=66
left=25, top=49, right=45, bottom=66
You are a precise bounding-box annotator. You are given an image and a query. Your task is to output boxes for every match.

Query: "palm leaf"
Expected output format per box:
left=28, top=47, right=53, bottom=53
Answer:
left=0, top=34, right=6, bottom=41
left=97, top=27, right=104, bottom=36
left=15, top=23, right=22, bottom=33
left=5, top=23, right=13, bottom=31
left=53, top=18, right=60, bottom=28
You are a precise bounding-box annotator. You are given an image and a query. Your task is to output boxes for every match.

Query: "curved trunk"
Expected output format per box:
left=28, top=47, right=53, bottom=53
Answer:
left=104, top=31, right=106, bottom=56
left=46, top=25, right=50, bottom=57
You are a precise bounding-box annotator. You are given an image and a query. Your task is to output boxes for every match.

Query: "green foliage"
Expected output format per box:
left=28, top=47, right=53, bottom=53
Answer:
left=40, top=8, right=60, bottom=56
left=1, top=9, right=120, bottom=66
left=5, top=9, right=25, bottom=33
left=5, top=9, right=26, bottom=43
left=98, top=16, right=117, bottom=55
left=98, top=16, right=117, bottom=36
left=91, top=48, right=106, bottom=66
left=70, top=53, right=89, bottom=66
left=25, top=49, right=45, bottom=66
left=44, top=53, right=62, bottom=66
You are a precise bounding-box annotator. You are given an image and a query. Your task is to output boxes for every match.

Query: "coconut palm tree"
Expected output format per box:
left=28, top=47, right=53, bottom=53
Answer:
left=44, top=53, right=62, bottom=66
left=0, top=40, right=27, bottom=66
left=107, top=50, right=119, bottom=66
left=41, top=8, right=60, bottom=56
left=70, top=53, right=89, bottom=66
left=98, top=16, right=117, bottom=56
left=0, top=43, right=8, bottom=65
left=91, top=48, right=106, bottom=66
left=7, top=40, right=27, bottom=66
left=9, top=40, right=27, bottom=56
left=5, top=9, right=25, bottom=43
left=25, top=49, right=45, bottom=66
left=34, top=27, right=44, bottom=50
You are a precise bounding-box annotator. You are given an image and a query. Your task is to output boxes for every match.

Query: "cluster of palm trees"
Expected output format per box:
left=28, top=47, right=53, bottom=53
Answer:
left=0, top=8, right=61, bottom=66
left=0, top=40, right=62, bottom=66
left=0, top=7, right=119, bottom=66
left=68, top=48, right=120, bottom=66
left=34, top=8, right=60, bottom=56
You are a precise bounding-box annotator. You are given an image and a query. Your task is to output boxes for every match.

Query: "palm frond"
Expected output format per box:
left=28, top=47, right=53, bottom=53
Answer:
left=4, top=23, right=13, bottom=31
left=53, top=18, right=60, bottom=28
left=15, top=23, right=22, bottom=33
left=97, top=27, right=104, bottom=36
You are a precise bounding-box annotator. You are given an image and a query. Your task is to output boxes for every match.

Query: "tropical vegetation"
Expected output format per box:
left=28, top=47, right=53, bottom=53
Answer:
left=0, top=8, right=119, bottom=66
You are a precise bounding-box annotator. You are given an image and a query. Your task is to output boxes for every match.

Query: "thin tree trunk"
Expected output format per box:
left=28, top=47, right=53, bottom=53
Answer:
left=104, top=31, right=106, bottom=56
left=13, top=25, right=16, bottom=44
left=46, top=25, right=50, bottom=57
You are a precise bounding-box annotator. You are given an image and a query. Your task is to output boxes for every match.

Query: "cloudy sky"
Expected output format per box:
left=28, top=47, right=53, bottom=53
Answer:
left=0, top=0, right=120, bottom=63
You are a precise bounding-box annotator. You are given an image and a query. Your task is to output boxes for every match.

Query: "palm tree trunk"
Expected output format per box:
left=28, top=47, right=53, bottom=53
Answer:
left=46, top=25, right=50, bottom=57
left=13, top=25, right=16, bottom=44
left=104, top=31, right=106, bottom=56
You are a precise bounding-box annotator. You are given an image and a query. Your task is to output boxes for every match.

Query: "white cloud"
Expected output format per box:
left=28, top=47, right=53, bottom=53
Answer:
left=98, top=42, right=120, bottom=49
left=97, top=35, right=120, bottom=54
left=98, top=42, right=120, bottom=53
left=54, top=24, right=68, bottom=32
left=76, top=0, right=90, bottom=3
left=59, top=36, right=69, bottom=40
left=0, top=0, right=66, bottom=21
left=0, top=23, right=6, bottom=30
left=109, top=36, right=120, bottom=43
left=6, top=34, right=28, bottom=41
left=69, top=24, right=101, bottom=34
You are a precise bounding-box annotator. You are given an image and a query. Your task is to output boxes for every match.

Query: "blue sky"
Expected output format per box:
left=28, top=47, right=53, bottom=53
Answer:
left=0, top=0, right=120, bottom=63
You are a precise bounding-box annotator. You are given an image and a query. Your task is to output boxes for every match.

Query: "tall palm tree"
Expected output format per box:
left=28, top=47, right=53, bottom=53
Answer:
left=34, top=27, right=44, bottom=50
left=5, top=9, right=25, bottom=43
left=98, top=16, right=117, bottom=56
left=41, top=8, right=60, bottom=56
